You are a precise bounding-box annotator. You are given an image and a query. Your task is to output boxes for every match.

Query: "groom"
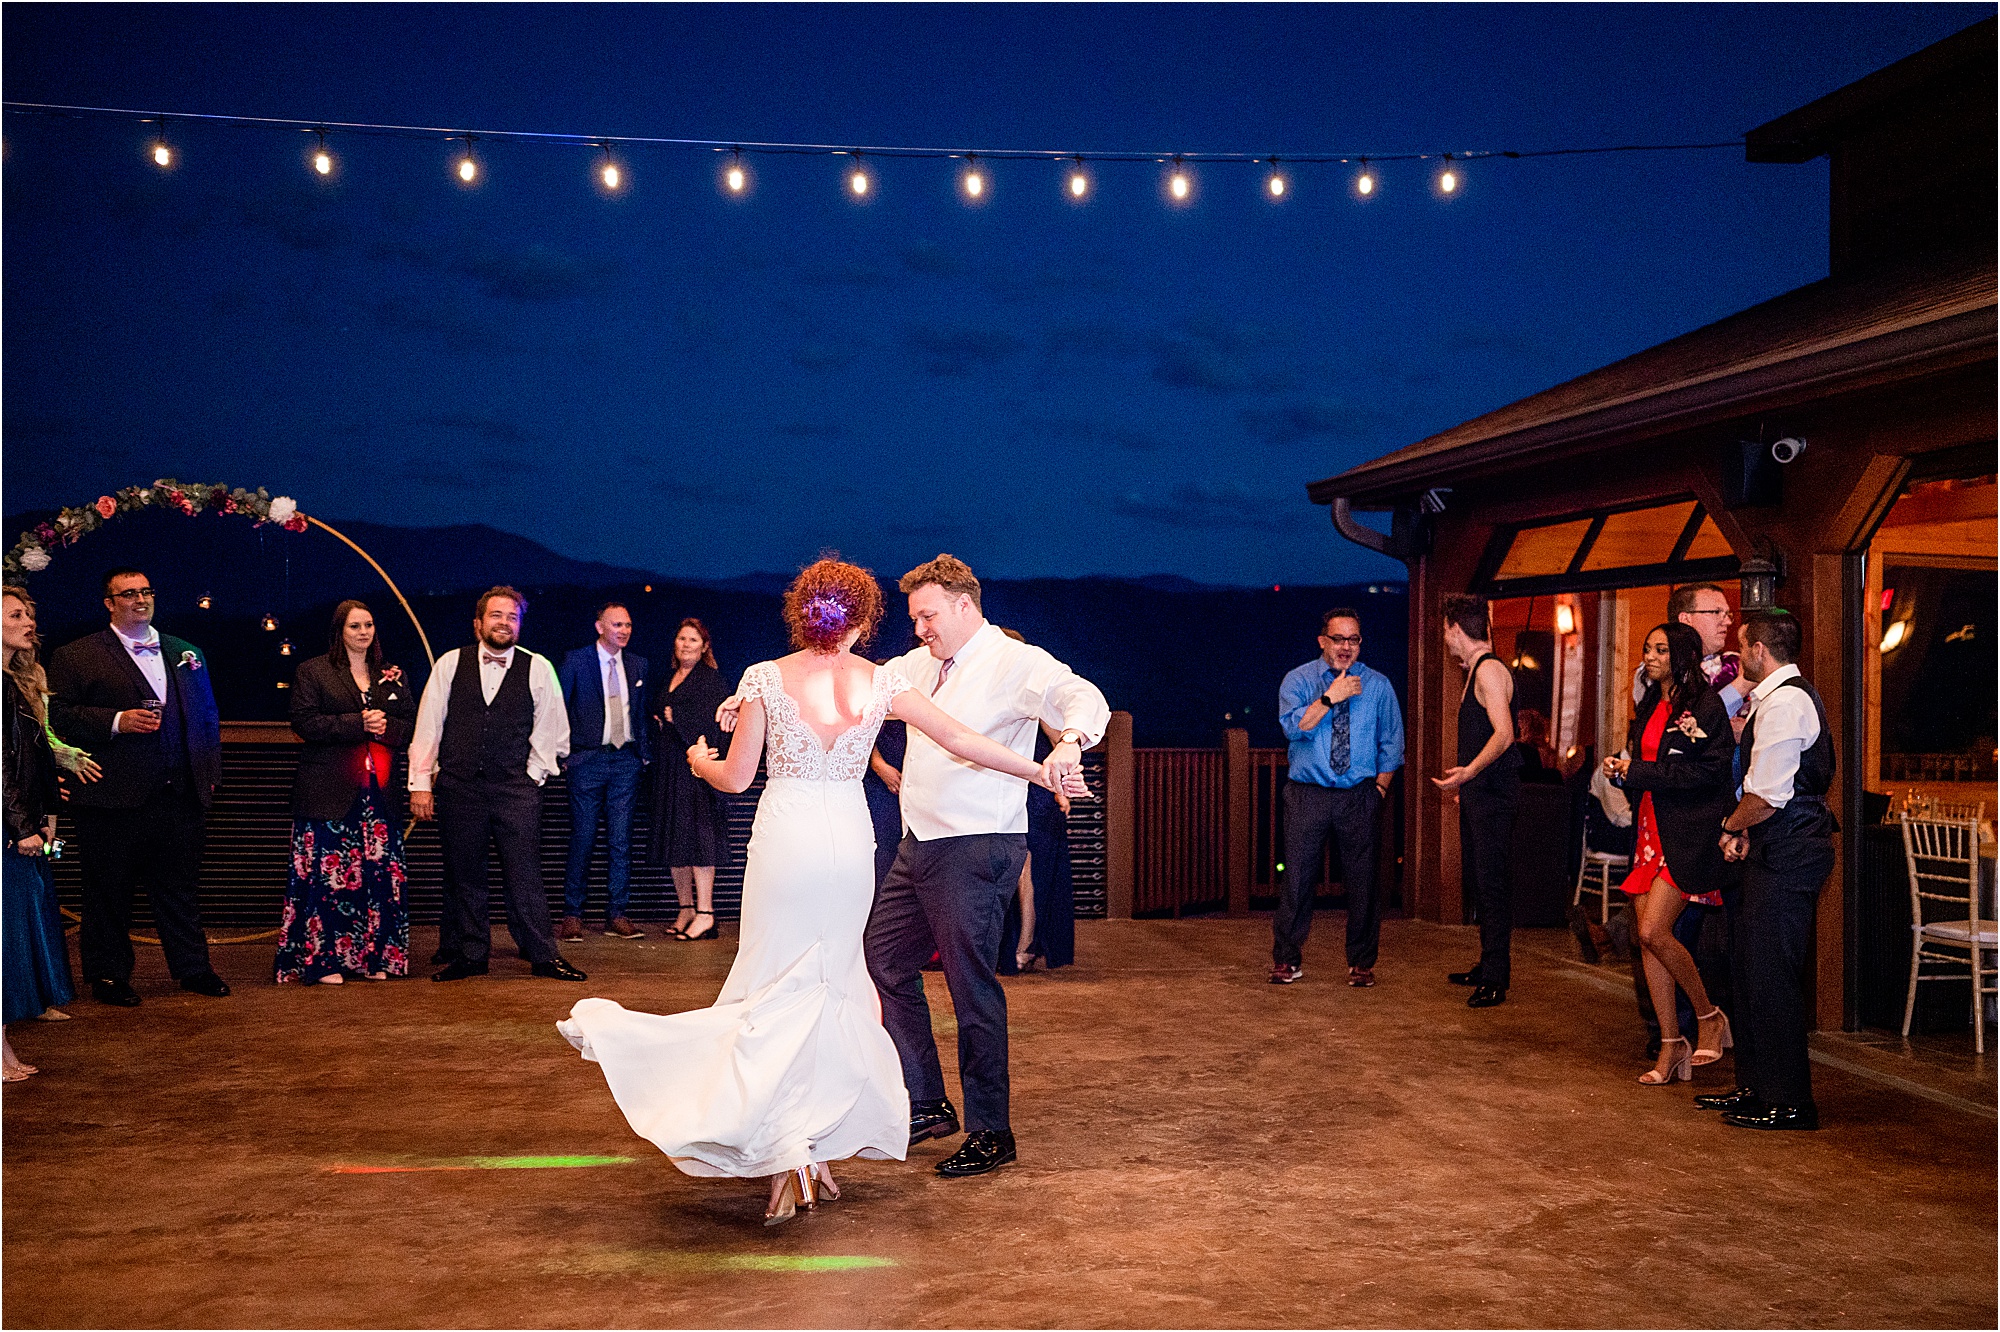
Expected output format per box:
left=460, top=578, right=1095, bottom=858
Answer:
left=869, top=554, right=1109, bottom=1177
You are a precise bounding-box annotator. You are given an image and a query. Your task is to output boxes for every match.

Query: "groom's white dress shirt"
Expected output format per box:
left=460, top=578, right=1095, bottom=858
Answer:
left=890, top=622, right=1110, bottom=841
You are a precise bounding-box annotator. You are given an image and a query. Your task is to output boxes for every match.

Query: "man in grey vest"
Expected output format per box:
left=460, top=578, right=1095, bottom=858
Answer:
left=1699, top=610, right=1835, bottom=1130
left=409, top=586, right=586, bottom=983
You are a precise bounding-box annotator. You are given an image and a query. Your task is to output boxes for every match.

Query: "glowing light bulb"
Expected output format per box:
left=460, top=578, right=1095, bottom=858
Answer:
left=726, top=165, right=745, bottom=192
left=152, top=142, right=172, bottom=168
left=963, top=167, right=985, bottom=199
left=1440, top=169, right=1457, bottom=193
left=261, top=613, right=279, bottom=632
left=279, top=639, right=294, bottom=657
left=1356, top=165, right=1375, bottom=196
left=1069, top=171, right=1088, bottom=198
left=458, top=156, right=477, bottom=183
left=601, top=163, right=620, bottom=189
left=849, top=168, right=869, bottom=197
left=1268, top=173, right=1286, bottom=198
left=1170, top=172, right=1190, bottom=200
left=1555, top=603, right=1576, bottom=635
left=196, top=593, right=213, bottom=611
left=313, top=151, right=332, bottom=175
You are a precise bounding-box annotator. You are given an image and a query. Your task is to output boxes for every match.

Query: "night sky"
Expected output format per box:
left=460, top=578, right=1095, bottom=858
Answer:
left=4, top=3, right=1986, bottom=586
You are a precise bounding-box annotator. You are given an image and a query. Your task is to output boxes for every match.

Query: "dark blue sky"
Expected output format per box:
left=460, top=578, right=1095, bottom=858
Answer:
left=4, top=3, right=1985, bottom=585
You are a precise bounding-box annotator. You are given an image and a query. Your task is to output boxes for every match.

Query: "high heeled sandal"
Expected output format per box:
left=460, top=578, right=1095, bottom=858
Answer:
left=1640, top=1036, right=1692, bottom=1085
left=667, top=908, right=698, bottom=939
left=811, top=1162, right=840, bottom=1202
left=1692, top=1007, right=1733, bottom=1066
left=765, top=1165, right=816, bottom=1226
left=677, top=911, right=717, bottom=942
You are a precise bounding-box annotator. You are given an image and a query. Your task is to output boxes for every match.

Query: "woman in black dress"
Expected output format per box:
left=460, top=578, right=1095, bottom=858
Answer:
left=275, top=600, right=418, bottom=984
left=650, top=618, right=731, bottom=941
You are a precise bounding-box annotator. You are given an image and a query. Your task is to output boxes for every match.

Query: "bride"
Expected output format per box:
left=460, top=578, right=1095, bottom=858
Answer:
left=558, top=558, right=1080, bottom=1224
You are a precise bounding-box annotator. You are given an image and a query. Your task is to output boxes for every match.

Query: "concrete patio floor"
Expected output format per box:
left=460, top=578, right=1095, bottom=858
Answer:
left=4, top=915, right=1993, bottom=1328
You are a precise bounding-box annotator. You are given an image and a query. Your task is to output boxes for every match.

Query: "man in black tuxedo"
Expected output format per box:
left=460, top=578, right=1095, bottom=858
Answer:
left=408, top=586, right=586, bottom=984
left=47, top=568, right=231, bottom=1005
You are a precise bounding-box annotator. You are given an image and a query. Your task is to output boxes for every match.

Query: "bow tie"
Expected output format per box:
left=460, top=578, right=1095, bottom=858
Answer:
left=482, top=652, right=510, bottom=667
left=130, top=642, right=161, bottom=656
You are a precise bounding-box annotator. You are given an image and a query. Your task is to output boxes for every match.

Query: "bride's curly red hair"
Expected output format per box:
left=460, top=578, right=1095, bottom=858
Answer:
left=783, top=557, right=884, bottom=653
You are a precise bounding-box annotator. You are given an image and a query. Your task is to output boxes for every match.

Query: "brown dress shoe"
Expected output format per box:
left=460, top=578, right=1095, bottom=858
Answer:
left=557, top=916, right=584, bottom=941
left=604, top=916, right=645, bottom=939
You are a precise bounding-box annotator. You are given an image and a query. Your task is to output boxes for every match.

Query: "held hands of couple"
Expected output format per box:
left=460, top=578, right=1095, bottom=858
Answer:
left=1719, top=830, right=1750, bottom=862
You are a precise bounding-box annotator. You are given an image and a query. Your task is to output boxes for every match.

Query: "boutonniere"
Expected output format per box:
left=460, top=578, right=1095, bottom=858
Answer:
left=379, top=665, right=404, bottom=685
left=178, top=650, right=202, bottom=672
left=1672, top=712, right=1707, bottom=741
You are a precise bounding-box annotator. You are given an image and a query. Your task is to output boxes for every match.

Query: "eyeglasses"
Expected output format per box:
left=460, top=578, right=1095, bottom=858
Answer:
left=1324, top=635, right=1362, bottom=646
left=1684, top=608, right=1731, bottom=618
left=109, top=588, right=157, bottom=601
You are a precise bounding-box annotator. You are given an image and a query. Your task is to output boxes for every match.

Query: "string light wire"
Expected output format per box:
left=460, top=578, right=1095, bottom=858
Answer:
left=6, top=99, right=1743, bottom=175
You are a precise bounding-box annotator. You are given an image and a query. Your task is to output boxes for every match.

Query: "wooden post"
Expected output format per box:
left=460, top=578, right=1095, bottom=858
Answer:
left=1103, top=711, right=1135, bottom=920
left=1224, top=727, right=1251, bottom=916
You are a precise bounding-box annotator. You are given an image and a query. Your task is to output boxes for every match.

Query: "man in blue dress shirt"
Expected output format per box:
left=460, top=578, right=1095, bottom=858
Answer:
left=1272, top=608, right=1405, bottom=987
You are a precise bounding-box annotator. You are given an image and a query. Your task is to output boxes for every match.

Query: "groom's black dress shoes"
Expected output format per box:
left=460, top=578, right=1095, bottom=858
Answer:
left=935, top=1130, right=1015, bottom=1178
left=179, top=971, right=231, bottom=998
left=531, top=957, right=588, bottom=982
left=432, top=958, right=489, bottom=982
left=91, top=978, right=142, bottom=1008
left=1466, top=985, right=1507, bottom=1008
left=909, top=1097, right=960, bottom=1147
left=1447, top=968, right=1483, bottom=987
left=1724, top=1102, right=1819, bottom=1132
left=1694, top=1087, right=1760, bottom=1112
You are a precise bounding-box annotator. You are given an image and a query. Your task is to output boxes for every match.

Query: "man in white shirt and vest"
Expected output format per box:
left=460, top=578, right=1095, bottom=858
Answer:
left=408, top=586, right=586, bottom=984
left=869, top=555, right=1110, bottom=1178
left=1700, top=609, right=1836, bottom=1131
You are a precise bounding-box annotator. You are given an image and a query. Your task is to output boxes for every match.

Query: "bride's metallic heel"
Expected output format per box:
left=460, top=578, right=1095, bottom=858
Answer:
left=765, top=1169, right=811, bottom=1226
left=795, top=1165, right=818, bottom=1210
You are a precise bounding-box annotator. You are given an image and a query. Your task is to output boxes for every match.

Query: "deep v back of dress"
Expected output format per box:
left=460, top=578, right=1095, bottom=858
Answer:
left=558, top=657, right=914, bottom=1181
left=741, top=659, right=909, bottom=784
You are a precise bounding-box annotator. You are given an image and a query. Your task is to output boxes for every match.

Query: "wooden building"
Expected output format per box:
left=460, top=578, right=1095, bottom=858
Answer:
left=1307, top=19, right=1996, bottom=1031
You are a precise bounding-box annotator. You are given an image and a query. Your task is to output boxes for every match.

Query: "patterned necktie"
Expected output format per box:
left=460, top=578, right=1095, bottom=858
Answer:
left=1328, top=674, right=1352, bottom=773
left=932, top=657, right=955, bottom=696
left=604, top=659, right=626, bottom=747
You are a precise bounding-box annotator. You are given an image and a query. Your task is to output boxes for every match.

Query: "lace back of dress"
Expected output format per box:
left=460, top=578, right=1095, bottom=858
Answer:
left=746, top=661, right=905, bottom=783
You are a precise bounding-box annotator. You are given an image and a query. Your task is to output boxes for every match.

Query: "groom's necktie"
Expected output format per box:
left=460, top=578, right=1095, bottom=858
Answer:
left=933, top=658, right=955, bottom=696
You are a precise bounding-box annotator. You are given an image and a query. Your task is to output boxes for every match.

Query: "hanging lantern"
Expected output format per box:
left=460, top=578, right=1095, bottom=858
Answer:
left=261, top=613, right=279, bottom=632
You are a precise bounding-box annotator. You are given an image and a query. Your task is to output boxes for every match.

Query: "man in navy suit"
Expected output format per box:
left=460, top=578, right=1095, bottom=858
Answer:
left=557, top=601, right=650, bottom=939
left=47, top=568, right=231, bottom=1005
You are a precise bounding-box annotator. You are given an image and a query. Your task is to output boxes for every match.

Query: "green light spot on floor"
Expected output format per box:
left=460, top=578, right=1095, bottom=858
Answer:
left=722, top=1255, right=896, bottom=1272
left=467, top=1155, right=634, bottom=1170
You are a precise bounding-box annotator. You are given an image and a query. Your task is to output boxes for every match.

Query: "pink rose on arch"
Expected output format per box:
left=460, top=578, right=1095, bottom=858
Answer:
left=95, top=496, right=117, bottom=519
left=283, top=514, right=308, bottom=533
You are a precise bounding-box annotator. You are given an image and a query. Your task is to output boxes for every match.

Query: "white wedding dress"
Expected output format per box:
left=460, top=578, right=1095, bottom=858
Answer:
left=557, top=661, right=912, bottom=1177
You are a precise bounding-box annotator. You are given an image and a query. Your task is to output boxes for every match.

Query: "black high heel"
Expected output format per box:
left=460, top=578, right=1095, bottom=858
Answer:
left=678, top=911, right=717, bottom=942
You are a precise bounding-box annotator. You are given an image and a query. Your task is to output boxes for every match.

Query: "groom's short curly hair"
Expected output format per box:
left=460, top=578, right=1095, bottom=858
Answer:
left=783, top=557, right=883, bottom=654
left=899, top=553, right=982, bottom=610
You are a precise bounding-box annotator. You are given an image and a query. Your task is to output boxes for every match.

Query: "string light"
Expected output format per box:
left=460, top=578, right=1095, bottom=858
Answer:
left=1066, top=156, right=1090, bottom=201
left=278, top=639, right=294, bottom=657
left=261, top=613, right=279, bottom=632
left=196, top=592, right=213, bottom=610
left=11, top=100, right=1746, bottom=211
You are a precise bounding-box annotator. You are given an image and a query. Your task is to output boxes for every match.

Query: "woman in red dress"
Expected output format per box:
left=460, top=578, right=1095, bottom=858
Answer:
left=1603, top=622, right=1736, bottom=1086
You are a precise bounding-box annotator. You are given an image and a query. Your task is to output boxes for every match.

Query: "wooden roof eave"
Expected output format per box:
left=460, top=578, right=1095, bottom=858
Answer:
left=1306, top=303, right=1995, bottom=511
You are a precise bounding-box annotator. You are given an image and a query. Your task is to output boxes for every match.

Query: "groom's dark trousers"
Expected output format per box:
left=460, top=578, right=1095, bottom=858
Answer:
left=866, top=831, right=1028, bottom=1133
